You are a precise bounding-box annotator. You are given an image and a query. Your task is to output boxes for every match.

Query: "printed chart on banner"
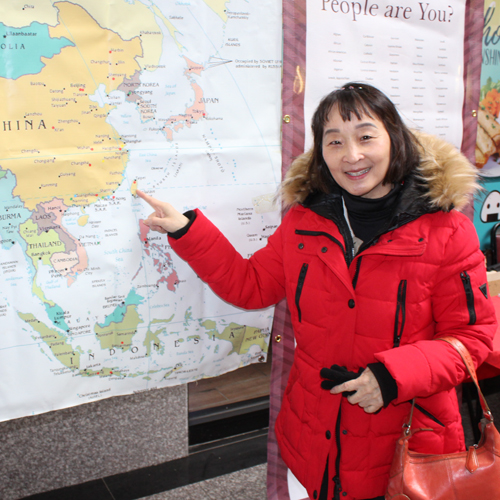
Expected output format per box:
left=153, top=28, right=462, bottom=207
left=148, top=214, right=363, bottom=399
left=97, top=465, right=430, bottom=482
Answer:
left=304, top=0, right=466, bottom=149
left=0, top=0, right=282, bottom=422
left=476, top=2, right=500, bottom=177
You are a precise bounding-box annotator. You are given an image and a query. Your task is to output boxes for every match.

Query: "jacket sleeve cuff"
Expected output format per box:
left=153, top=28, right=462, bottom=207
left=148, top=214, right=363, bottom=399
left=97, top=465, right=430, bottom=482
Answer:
left=368, top=362, right=398, bottom=407
left=168, top=210, right=197, bottom=239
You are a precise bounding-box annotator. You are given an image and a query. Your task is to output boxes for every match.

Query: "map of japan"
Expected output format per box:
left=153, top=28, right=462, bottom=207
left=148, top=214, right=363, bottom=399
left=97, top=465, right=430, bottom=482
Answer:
left=0, top=0, right=282, bottom=421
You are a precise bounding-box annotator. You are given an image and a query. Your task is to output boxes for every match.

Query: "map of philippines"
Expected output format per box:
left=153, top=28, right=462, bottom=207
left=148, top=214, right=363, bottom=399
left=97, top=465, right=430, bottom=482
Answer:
left=0, top=0, right=282, bottom=422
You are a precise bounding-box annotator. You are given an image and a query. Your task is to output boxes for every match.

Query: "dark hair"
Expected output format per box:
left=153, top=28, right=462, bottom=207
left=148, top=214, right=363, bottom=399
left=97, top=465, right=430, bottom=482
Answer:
left=309, top=82, right=420, bottom=193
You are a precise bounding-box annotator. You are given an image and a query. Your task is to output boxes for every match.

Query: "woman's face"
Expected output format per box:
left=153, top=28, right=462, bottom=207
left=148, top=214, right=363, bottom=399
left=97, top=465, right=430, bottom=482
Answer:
left=321, top=107, right=392, bottom=199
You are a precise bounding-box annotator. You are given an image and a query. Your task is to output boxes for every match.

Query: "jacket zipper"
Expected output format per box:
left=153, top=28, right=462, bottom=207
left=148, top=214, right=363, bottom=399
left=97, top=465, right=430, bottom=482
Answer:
left=405, top=270, right=477, bottom=428
left=460, top=271, right=476, bottom=325
left=352, top=256, right=363, bottom=290
left=295, top=228, right=364, bottom=285
left=393, top=280, right=445, bottom=427
left=393, top=280, right=407, bottom=347
left=295, top=263, right=308, bottom=323
left=333, top=404, right=343, bottom=500
left=414, top=402, right=445, bottom=427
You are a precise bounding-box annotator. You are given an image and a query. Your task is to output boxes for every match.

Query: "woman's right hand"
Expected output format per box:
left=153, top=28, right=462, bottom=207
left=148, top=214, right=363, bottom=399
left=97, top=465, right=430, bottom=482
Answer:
left=136, top=190, right=189, bottom=234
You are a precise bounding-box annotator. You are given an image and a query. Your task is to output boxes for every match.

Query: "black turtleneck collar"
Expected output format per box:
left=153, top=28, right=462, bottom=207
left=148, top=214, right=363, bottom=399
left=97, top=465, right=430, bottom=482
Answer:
left=342, top=183, right=402, bottom=243
left=302, top=172, right=436, bottom=251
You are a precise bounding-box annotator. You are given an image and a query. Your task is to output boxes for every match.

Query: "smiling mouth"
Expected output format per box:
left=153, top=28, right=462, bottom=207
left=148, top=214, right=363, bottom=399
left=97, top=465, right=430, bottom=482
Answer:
left=346, top=167, right=370, bottom=178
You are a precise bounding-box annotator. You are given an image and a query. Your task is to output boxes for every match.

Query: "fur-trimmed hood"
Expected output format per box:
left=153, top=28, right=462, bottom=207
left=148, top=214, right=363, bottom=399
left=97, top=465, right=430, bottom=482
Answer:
left=281, top=130, right=479, bottom=212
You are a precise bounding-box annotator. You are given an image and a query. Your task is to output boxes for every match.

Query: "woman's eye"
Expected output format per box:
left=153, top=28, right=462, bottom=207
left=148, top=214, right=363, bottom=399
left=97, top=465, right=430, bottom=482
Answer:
left=361, top=135, right=373, bottom=141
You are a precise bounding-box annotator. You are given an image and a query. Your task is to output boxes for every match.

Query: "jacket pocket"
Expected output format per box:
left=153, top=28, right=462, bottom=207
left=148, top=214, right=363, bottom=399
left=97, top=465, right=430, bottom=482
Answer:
left=414, top=402, right=445, bottom=427
left=393, top=279, right=407, bottom=347
left=460, top=271, right=476, bottom=325
left=295, top=263, right=309, bottom=323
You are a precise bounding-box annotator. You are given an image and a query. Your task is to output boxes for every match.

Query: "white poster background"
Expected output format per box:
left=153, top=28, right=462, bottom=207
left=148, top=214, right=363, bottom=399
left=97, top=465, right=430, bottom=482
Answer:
left=304, top=0, right=466, bottom=150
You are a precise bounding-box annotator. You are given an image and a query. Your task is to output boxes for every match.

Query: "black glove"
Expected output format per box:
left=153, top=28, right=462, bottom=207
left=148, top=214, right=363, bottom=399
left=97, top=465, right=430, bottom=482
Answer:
left=320, top=364, right=364, bottom=396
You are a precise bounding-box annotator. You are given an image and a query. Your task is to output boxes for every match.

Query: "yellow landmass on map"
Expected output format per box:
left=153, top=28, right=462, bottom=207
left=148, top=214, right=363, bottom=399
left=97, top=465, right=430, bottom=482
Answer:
left=0, top=1, right=58, bottom=27
left=78, top=215, right=89, bottom=226
left=0, top=1, right=142, bottom=210
left=203, top=0, right=229, bottom=22
left=50, top=2, right=142, bottom=96
left=0, top=0, right=166, bottom=70
left=151, top=4, right=183, bottom=52
left=60, top=0, right=163, bottom=69
left=131, top=180, right=138, bottom=197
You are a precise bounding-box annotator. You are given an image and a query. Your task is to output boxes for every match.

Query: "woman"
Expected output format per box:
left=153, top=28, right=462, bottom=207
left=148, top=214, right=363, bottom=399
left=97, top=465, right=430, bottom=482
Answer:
left=137, top=83, right=496, bottom=500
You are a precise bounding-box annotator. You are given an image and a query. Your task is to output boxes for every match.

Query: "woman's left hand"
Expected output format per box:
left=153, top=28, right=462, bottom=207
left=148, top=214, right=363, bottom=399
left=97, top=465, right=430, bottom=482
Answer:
left=330, top=367, right=383, bottom=413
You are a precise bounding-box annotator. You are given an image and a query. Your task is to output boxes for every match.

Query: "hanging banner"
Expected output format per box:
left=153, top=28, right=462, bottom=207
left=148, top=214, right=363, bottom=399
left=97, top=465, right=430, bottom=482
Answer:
left=475, top=1, right=500, bottom=175
left=0, top=0, right=283, bottom=422
left=473, top=1, right=500, bottom=255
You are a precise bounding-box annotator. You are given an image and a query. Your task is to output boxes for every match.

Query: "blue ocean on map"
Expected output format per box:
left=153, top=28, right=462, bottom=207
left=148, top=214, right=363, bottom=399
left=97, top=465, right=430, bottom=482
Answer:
left=0, top=22, right=74, bottom=80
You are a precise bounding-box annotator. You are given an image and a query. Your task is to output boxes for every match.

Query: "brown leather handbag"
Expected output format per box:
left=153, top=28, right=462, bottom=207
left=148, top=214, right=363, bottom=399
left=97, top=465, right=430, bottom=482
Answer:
left=385, top=336, right=500, bottom=500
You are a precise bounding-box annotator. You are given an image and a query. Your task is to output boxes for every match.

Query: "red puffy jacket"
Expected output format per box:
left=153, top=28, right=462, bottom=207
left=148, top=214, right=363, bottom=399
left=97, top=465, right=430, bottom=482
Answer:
left=169, top=133, right=496, bottom=500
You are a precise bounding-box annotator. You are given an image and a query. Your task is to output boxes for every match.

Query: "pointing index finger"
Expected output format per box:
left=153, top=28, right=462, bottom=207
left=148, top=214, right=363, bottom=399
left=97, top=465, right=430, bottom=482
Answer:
left=136, top=189, right=158, bottom=208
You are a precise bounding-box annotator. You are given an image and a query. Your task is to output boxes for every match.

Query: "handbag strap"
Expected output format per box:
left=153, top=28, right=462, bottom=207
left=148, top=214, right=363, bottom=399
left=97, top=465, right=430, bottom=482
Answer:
left=437, top=336, right=493, bottom=422
left=405, top=337, right=493, bottom=434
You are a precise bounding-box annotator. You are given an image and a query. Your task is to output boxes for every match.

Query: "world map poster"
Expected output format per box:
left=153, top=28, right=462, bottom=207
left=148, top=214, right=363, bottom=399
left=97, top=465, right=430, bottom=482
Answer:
left=0, top=0, right=282, bottom=421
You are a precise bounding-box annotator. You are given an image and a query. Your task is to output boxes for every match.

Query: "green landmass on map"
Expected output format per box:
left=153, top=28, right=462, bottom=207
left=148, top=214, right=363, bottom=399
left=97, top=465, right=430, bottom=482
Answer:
left=144, top=327, right=165, bottom=356
left=94, top=304, right=143, bottom=352
left=200, top=320, right=269, bottom=355
left=19, top=312, right=80, bottom=370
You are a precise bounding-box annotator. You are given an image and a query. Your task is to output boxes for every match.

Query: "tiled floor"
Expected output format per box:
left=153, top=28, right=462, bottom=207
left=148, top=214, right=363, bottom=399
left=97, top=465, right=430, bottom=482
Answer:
left=21, top=376, right=500, bottom=500
left=138, top=464, right=267, bottom=500
left=23, top=430, right=268, bottom=500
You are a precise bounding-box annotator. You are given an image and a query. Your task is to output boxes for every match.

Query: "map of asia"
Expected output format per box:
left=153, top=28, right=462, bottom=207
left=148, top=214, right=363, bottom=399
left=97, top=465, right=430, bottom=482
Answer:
left=0, top=0, right=282, bottom=421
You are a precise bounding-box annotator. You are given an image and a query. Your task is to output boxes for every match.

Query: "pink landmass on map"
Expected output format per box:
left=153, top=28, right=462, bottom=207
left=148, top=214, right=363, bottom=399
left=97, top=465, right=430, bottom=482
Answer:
left=162, top=58, right=206, bottom=140
left=139, top=219, right=150, bottom=256
left=166, top=270, right=178, bottom=291
left=138, top=221, right=178, bottom=291
left=184, top=57, right=204, bottom=76
left=39, top=198, right=88, bottom=285
left=157, top=271, right=179, bottom=292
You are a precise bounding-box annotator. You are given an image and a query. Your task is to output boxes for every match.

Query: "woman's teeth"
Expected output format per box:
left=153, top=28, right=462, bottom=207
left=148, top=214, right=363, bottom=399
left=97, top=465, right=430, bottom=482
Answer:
left=347, top=168, right=370, bottom=177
